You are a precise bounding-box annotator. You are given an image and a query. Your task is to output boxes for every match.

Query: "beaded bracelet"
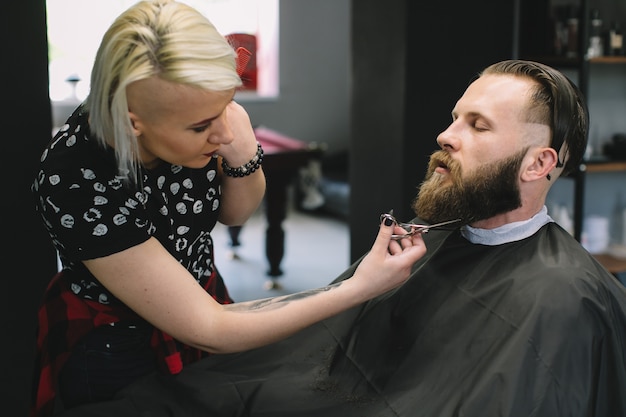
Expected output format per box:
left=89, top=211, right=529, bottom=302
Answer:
left=221, top=142, right=264, bottom=177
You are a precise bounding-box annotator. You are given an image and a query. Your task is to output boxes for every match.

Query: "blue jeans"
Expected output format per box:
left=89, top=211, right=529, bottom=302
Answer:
left=58, top=323, right=157, bottom=409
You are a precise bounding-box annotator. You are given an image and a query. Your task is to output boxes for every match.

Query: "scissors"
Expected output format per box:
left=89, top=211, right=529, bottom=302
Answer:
left=380, top=211, right=461, bottom=240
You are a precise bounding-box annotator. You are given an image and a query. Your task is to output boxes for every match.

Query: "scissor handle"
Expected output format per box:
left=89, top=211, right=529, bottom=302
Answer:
left=380, top=213, right=460, bottom=240
left=390, top=224, right=428, bottom=240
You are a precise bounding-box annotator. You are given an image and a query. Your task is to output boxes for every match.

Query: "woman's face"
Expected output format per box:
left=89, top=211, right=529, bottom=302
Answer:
left=127, top=76, right=236, bottom=169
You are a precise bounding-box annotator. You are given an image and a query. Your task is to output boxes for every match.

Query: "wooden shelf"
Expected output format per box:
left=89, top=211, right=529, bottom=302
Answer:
left=590, top=56, right=626, bottom=64
left=522, top=56, right=626, bottom=68
left=582, top=160, right=626, bottom=173
left=593, top=254, right=626, bottom=275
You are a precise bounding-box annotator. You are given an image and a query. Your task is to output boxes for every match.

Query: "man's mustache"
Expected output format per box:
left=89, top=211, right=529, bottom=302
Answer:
left=427, top=150, right=461, bottom=179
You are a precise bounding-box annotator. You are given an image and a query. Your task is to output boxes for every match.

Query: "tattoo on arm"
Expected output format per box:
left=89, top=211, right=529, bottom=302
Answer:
left=224, top=282, right=342, bottom=312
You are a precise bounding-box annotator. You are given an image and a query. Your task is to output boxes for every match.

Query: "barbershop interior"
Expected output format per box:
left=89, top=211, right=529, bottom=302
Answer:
left=4, top=0, right=626, bottom=415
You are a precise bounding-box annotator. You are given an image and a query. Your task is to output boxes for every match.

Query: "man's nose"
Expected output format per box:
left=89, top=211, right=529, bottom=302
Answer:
left=436, top=125, right=458, bottom=151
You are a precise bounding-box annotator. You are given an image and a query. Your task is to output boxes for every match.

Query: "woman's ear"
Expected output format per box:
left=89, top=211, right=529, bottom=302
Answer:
left=128, top=111, right=142, bottom=137
left=522, top=147, right=559, bottom=182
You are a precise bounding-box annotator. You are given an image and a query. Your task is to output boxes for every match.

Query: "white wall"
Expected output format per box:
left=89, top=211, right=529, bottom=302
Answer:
left=52, top=0, right=353, bottom=157
left=242, top=0, right=352, bottom=156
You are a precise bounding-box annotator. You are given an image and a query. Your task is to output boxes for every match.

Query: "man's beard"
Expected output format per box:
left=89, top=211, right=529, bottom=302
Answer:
left=412, top=148, right=527, bottom=225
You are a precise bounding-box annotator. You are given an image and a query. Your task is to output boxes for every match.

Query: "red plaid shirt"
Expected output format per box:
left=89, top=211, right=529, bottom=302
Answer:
left=30, top=270, right=233, bottom=417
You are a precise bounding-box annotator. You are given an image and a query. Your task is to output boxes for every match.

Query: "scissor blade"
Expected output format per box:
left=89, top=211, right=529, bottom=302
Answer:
left=418, top=218, right=461, bottom=232
left=391, top=218, right=461, bottom=240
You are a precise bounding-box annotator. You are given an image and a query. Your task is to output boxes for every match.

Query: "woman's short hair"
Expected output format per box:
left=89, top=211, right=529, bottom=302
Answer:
left=84, top=0, right=242, bottom=184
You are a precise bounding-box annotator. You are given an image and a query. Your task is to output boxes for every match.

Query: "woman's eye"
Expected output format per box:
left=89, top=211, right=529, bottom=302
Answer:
left=192, top=125, right=209, bottom=133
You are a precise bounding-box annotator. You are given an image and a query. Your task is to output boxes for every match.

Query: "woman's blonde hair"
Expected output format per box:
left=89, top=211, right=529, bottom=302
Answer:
left=84, top=0, right=242, bottom=184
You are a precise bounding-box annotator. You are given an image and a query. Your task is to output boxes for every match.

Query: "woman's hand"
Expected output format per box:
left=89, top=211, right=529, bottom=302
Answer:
left=216, top=101, right=259, bottom=167
left=348, top=217, right=427, bottom=299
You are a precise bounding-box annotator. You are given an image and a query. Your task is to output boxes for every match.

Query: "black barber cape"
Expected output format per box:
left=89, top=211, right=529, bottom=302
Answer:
left=57, top=222, right=626, bottom=417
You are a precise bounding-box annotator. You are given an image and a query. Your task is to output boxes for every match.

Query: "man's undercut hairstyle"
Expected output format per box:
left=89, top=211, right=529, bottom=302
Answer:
left=479, top=60, right=589, bottom=177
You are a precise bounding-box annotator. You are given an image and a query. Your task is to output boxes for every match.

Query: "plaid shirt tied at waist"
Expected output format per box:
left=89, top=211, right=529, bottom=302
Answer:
left=30, top=269, right=232, bottom=417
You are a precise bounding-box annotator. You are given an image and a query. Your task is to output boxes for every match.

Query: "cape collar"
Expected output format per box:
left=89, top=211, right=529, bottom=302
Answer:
left=461, top=206, right=554, bottom=246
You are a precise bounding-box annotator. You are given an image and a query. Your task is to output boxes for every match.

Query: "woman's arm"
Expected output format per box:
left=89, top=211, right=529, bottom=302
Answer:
left=83, top=219, right=425, bottom=354
left=216, top=101, right=266, bottom=226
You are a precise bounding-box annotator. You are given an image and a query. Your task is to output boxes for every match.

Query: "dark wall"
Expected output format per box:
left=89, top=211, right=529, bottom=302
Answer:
left=2, top=0, right=59, bottom=414
left=350, top=0, right=516, bottom=260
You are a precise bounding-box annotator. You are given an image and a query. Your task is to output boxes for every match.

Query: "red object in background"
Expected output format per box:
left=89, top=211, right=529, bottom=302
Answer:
left=225, top=33, right=258, bottom=90
left=253, top=126, right=311, bottom=154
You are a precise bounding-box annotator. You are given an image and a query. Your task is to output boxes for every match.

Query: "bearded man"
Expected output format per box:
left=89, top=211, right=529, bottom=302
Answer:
left=312, top=60, right=625, bottom=417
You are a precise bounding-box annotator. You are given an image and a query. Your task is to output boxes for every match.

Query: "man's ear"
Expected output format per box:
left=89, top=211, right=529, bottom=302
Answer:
left=522, top=147, right=559, bottom=181
left=128, top=111, right=142, bottom=137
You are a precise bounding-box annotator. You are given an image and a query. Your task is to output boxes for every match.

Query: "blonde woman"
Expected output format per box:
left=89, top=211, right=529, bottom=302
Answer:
left=30, top=1, right=426, bottom=415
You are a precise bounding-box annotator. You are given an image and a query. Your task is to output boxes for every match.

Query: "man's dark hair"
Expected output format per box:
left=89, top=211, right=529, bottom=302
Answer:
left=478, top=59, right=589, bottom=177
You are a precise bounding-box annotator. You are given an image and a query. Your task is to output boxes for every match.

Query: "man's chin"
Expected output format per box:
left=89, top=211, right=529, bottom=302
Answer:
left=413, top=202, right=453, bottom=225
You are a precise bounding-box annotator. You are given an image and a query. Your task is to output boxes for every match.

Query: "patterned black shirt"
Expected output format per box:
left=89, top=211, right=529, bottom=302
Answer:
left=32, top=106, right=231, bottom=305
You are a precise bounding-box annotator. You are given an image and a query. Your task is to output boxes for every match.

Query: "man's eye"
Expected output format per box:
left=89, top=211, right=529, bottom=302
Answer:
left=192, top=125, right=209, bottom=133
left=474, top=124, right=488, bottom=132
